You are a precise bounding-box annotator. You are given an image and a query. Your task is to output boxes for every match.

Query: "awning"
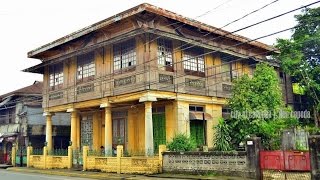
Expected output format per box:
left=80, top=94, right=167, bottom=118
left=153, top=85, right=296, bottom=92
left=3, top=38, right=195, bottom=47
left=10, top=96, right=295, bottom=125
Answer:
left=189, top=112, right=212, bottom=120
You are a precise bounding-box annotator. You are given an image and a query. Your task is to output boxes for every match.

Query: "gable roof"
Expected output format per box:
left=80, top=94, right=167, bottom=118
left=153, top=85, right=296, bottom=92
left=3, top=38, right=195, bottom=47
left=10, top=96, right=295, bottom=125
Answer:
left=27, top=3, right=274, bottom=59
left=0, top=81, right=43, bottom=100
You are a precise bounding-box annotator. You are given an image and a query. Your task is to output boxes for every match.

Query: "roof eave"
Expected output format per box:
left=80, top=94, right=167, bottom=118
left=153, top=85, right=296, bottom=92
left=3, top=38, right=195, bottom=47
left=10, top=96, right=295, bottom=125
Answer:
left=27, top=3, right=149, bottom=59
left=27, top=3, right=275, bottom=59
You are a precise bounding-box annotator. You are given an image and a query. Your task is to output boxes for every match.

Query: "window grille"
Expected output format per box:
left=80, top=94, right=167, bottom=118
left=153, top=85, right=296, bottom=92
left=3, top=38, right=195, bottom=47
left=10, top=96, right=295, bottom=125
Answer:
left=49, top=63, right=63, bottom=90
left=77, top=52, right=95, bottom=82
left=183, top=48, right=205, bottom=76
left=113, top=39, right=136, bottom=71
left=157, top=38, right=173, bottom=70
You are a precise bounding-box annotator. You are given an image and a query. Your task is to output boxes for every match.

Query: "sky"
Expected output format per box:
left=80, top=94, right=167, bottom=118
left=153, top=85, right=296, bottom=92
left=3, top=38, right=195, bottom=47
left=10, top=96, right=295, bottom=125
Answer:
left=0, top=0, right=318, bottom=95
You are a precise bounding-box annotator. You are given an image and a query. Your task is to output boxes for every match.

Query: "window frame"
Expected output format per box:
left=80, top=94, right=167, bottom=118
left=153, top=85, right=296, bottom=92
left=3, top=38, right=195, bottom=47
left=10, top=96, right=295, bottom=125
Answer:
left=183, top=48, right=205, bottom=77
left=157, top=38, right=173, bottom=72
left=113, top=39, right=136, bottom=73
left=189, top=105, right=205, bottom=112
left=49, top=63, right=64, bottom=90
left=77, top=51, right=95, bottom=83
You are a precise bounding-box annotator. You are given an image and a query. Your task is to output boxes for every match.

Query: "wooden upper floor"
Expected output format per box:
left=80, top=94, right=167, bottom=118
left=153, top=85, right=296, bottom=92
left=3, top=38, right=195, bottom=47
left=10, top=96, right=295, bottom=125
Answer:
left=24, top=3, right=292, bottom=108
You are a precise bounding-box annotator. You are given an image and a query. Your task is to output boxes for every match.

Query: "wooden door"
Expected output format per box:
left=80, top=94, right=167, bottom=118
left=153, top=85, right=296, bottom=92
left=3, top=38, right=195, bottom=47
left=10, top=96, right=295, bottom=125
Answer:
left=152, top=112, right=166, bottom=153
left=112, top=118, right=126, bottom=149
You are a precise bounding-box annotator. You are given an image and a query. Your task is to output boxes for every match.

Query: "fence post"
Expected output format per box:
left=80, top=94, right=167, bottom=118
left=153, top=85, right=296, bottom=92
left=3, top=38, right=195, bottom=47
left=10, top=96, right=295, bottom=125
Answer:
left=158, top=145, right=166, bottom=173
left=308, top=135, right=320, bottom=180
left=246, top=137, right=262, bottom=180
left=82, top=146, right=88, bottom=171
left=27, top=146, right=32, bottom=168
left=68, top=146, right=72, bottom=169
left=117, top=145, right=123, bottom=174
left=11, top=145, right=16, bottom=166
left=43, top=146, right=47, bottom=169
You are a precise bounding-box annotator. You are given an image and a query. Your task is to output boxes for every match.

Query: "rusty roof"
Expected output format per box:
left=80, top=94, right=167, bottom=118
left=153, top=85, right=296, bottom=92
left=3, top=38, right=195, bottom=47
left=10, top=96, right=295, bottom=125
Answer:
left=0, top=81, right=43, bottom=100
left=28, top=3, right=275, bottom=59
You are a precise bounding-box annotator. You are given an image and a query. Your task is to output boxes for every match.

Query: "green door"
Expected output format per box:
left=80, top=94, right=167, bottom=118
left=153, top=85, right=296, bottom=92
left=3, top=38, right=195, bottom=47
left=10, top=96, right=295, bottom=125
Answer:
left=152, top=113, right=166, bottom=153
left=190, top=120, right=205, bottom=147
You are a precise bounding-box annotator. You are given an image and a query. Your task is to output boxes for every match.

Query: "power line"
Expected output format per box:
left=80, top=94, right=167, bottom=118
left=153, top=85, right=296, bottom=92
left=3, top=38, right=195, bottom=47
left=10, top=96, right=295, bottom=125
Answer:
left=35, top=17, right=318, bottom=106
left=14, top=1, right=320, bottom=109
left=2, top=37, right=318, bottom=114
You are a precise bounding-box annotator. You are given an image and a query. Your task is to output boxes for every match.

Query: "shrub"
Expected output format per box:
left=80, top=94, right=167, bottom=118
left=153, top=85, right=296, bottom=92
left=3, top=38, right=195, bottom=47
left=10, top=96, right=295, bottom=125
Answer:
left=167, top=133, right=196, bottom=151
left=213, top=118, right=233, bottom=151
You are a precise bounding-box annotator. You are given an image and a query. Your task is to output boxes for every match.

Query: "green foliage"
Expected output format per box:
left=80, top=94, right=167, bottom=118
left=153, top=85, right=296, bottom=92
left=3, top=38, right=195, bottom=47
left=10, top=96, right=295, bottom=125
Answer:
left=275, top=7, right=320, bottom=126
left=305, top=126, right=320, bottom=135
left=213, top=118, right=232, bottom=151
left=227, top=63, right=299, bottom=150
left=167, top=133, right=196, bottom=152
left=295, top=140, right=308, bottom=151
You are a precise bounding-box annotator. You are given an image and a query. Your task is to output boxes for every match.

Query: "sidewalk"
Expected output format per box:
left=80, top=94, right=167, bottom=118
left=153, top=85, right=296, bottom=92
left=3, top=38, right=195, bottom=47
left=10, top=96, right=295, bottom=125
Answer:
left=7, top=167, right=252, bottom=179
left=0, top=164, right=13, bottom=169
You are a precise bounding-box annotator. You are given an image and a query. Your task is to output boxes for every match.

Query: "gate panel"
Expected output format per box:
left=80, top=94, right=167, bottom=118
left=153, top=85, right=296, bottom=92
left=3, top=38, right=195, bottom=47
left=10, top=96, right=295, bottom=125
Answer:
left=260, top=150, right=310, bottom=171
left=285, top=151, right=310, bottom=171
left=260, top=151, right=284, bottom=170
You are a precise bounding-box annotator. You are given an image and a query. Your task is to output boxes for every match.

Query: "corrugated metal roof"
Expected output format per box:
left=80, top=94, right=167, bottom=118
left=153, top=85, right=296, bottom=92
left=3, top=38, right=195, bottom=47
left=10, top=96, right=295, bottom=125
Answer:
left=0, top=81, right=43, bottom=100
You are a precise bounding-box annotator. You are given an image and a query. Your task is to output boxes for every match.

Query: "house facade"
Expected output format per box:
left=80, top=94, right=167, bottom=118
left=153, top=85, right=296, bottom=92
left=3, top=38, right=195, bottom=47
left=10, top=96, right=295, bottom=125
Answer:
left=0, top=82, right=70, bottom=164
left=24, top=3, right=293, bottom=156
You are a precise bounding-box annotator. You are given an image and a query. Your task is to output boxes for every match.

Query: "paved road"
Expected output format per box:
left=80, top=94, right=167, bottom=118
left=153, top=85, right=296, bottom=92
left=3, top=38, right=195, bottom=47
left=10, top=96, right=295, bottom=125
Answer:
left=0, top=169, right=93, bottom=180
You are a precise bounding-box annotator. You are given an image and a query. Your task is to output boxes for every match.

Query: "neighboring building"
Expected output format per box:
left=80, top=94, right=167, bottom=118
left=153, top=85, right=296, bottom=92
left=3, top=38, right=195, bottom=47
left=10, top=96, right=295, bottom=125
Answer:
left=24, top=3, right=293, bottom=156
left=0, top=81, right=70, bottom=164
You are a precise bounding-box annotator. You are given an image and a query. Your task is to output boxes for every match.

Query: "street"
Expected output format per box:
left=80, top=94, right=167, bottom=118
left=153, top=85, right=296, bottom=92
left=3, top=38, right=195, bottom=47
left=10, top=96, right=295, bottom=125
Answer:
left=0, top=169, right=93, bottom=180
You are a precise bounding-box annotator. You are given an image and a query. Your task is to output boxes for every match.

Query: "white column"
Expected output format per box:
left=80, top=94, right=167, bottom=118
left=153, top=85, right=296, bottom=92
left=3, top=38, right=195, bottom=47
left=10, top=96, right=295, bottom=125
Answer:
left=105, top=107, right=112, bottom=156
left=144, top=101, right=154, bottom=156
left=67, top=108, right=77, bottom=149
left=139, top=94, right=157, bottom=156
left=44, top=112, right=52, bottom=151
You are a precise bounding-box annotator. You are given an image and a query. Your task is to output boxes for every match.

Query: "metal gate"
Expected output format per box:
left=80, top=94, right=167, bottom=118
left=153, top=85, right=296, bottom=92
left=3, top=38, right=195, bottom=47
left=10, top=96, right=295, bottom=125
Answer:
left=15, top=147, right=27, bottom=167
left=260, top=150, right=311, bottom=179
left=81, top=114, right=93, bottom=148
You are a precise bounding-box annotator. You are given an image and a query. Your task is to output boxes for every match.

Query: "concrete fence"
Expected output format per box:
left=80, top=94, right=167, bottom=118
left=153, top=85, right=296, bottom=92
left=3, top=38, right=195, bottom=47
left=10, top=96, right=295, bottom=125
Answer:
left=26, top=146, right=72, bottom=169
left=83, top=145, right=166, bottom=174
left=162, top=138, right=262, bottom=179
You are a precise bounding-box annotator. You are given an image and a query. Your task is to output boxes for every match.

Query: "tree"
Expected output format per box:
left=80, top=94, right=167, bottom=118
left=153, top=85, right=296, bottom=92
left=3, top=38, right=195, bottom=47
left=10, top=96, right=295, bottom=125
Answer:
left=227, top=63, right=298, bottom=150
left=275, top=7, right=320, bottom=126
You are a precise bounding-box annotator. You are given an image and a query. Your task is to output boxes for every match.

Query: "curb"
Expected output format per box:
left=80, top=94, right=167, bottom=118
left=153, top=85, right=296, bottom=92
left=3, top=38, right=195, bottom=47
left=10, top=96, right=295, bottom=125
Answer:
left=6, top=167, right=135, bottom=180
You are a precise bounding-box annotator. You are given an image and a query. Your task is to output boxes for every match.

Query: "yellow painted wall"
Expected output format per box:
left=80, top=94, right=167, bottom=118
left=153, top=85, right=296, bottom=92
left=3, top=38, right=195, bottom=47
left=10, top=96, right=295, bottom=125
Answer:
left=173, top=101, right=190, bottom=136
left=165, top=102, right=176, bottom=142
left=92, top=111, right=101, bottom=150
left=127, top=108, right=136, bottom=151
left=137, top=106, right=145, bottom=152
left=205, top=104, right=223, bottom=148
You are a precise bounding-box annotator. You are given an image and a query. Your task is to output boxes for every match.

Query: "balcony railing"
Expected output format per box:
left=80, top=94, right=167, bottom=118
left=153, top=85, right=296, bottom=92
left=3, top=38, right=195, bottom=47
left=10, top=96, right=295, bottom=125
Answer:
left=43, top=62, right=246, bottom=108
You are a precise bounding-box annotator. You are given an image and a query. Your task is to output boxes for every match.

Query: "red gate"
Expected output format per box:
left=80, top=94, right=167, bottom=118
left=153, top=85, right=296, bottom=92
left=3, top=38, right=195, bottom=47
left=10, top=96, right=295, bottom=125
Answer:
left=260, top=150, right=310, bottom=171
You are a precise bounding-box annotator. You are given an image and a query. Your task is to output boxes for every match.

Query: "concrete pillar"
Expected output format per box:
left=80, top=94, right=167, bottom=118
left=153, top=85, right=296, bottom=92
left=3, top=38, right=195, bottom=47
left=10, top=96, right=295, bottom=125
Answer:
left=139, top=94, right=157, bottom=156
left=76, top=114, right=80, bottom=149
left=104, top=106, right=112, bottom=156
left=43, top=146, right=47, bottom=169
left=116, top=145, right=123, bottom=174
left=308, top=135, right=320, bottom=180
left=44, top=113, right=53, bottom=151
left=144, top=101, right=154, bottom=156
left=158, top=145, right=166, bottom=173
left=27, top=146, right=32, bottom=168
left=82, top=146, right=89, bottom=171
left=173, top=101, right=189, bottom=136
left=67, top=146, right=72, bottom=169
left=68, top=109, right=77, bottom=149
left=246, top=137, right=262, bottom=180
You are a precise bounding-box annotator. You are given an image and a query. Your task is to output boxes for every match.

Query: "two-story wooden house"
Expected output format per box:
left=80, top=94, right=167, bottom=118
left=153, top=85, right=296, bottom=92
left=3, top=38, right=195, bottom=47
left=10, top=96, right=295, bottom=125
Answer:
left=24, top=3, right=293, bottom=156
